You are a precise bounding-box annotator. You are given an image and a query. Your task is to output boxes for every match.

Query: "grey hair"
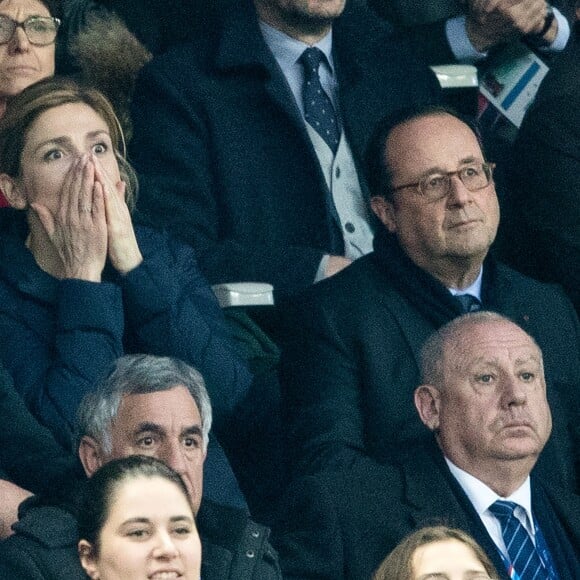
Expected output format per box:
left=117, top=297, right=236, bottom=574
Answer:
left=420, top=312, right=538, bottom=388
left=74, top=354, right=212, bottom=454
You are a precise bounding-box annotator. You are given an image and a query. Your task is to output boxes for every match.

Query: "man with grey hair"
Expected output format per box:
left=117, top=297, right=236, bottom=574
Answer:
left=274, top=313, right=580, bottom=579
left=0, top=354, right=282, bottom=580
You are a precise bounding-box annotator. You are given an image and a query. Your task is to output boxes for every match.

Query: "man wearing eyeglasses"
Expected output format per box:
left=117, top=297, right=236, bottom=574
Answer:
left=0, top=0, right=59, bottom=117
left=280, top=104, right=580, bottom=494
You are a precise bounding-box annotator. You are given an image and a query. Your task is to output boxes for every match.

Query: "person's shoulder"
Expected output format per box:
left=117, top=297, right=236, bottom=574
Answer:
left=198, top=499, right=269, bottom=545
left=0, top=499, right=84, bottom=579
left=495, top=261, right=573, bottom=304
left=286, top=253, right=384, bottom=306
left=198, top=500, right=282, bottom=579
left=11, top=498, right=79, bottom=548
left=334, top=0, right=441, bottom=73
left=532, top=477, right=580, bottom=526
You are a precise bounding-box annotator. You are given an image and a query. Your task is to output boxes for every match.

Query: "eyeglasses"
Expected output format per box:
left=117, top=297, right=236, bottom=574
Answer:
left=391, top=162, right=495, bottom=202
left=0, top=15, right=60, bottom=46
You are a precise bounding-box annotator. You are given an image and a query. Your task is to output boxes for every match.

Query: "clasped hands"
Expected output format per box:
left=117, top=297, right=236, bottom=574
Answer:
left=465, top=0, right=555, bottom=52
left=31, top=153, right=143, bottom=282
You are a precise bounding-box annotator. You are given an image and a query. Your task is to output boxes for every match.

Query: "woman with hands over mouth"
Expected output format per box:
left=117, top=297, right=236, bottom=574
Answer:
left=0, top=77, right=252, bottom=450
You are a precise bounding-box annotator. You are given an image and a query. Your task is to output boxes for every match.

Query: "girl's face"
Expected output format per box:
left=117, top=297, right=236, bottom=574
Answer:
left=8, top=101, right=120, bottom=212
left=412, top=539, right=492, bottom=580
left=80, top=475, right=201, bottom=580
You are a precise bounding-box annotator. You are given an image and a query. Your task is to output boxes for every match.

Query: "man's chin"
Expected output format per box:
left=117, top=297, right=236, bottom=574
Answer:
left=494, top=437, right=542, bottom=462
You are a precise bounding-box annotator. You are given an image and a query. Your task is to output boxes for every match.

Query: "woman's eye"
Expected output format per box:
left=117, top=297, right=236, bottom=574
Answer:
left=43, top=149, right=63, bottom=162
left=173, top=526, right=192, bottom=536
left=127, top=529, right=149, bottom=539
left=92, top=142, right=108, bottom=154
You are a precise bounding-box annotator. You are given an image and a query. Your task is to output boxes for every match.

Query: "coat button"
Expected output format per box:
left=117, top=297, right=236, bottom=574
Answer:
left=246, top=550, right=256, bottom=558
left=345, top=222, right=355, bottom=233
left=335, top=166, right=341, bottom=178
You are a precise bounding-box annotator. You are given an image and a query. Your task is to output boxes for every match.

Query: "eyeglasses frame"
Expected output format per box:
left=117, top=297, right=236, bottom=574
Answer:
left=0, top=15, right=61, bottom=47
left=390, top=162, right=496, bottom=201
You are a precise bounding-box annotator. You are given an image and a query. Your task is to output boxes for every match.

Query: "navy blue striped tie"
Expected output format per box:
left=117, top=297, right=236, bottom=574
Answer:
left=489, top=500, right=546, bottom=579
left=456, top=294, right=482, bottom=313
left=300, top=47, right=341, bottom=153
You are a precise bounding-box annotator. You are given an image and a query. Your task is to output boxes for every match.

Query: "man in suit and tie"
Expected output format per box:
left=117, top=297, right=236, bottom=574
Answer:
left=280, top=104, right=580, bottom=489
left=129, top=0, right=441, bottom=296
left=274, top=312, right=580, bottom=579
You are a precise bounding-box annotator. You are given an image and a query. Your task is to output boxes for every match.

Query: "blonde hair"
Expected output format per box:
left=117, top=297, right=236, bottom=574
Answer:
left=373, top=526, right=499, bottom=580
left=0, top=76, right=137, bottom=210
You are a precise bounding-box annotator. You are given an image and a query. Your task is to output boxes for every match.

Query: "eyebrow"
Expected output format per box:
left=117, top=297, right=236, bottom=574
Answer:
left=32, top=130, right=110, bottom=155
left=421, top=156, right=481, bottom=177
left=181, top=425, right=203, bottom=438
left=470, top=353, right=542, bottom=368
left=133, top=422, right=166, bottom=437
left=513, top=354, right=542, bottom=366
left=121, top=515, right=194, bottom=525
left=133, top=423, right=203, bottom=439
left=417, top=574, right=488, bottom=580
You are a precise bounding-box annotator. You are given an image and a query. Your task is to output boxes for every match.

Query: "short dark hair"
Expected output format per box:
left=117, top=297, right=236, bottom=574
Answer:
left=77, top=455, right=191, bottom=555
left=365, top=104, right=484, bottom=201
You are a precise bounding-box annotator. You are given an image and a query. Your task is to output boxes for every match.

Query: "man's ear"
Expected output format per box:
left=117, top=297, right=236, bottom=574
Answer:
left=0, top=174, right=27, bottom=209
left=78, top=436, right=106, bottom=478
left=370, top=195, right=397, bottom=233
left=78, top=540, right=100, bottom=579
left=414, top=385, right=441, bottom=432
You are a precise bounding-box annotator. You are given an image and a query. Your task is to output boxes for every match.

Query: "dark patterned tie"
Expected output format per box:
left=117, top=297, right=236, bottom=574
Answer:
left=300, top=47, right=341, bottom=153
left=456, top=294, right=482, bottom=313
left=489, top=500, right=546, bottom=579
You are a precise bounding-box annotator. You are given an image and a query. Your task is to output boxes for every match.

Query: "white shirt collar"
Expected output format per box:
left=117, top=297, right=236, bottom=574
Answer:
left=446, top=457, right=535, bottom=538
left=259, top=19, right=335, bottom=73
left=448, top=266, right=483, bottom=301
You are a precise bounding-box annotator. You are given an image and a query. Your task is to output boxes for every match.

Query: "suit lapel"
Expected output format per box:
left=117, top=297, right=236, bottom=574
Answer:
left=402, top=447, right=510, bottom=579
left=533, top=481, right=580, bottom=575
left=214, top=0, right=306, bottom=131
left=367, top=267, right=434, bottom=370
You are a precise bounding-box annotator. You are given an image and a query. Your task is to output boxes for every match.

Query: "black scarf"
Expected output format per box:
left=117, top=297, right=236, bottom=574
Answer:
left=371, top=228, right=502, bottom=328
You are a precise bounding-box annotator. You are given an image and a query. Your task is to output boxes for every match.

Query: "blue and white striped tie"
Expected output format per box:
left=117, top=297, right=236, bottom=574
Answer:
left=489, top=500, right=546, bottom=580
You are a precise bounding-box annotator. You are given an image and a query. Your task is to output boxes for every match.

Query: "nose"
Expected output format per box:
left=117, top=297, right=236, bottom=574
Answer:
left=445, top=173, right=473, bottom=207
left=501, top=375, right=527, bottom=408
left=160, top=441, right=188, bottom=476
left=9, top=26, right=30, bottom=52
left=152, top=531, right=179, bottom=560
